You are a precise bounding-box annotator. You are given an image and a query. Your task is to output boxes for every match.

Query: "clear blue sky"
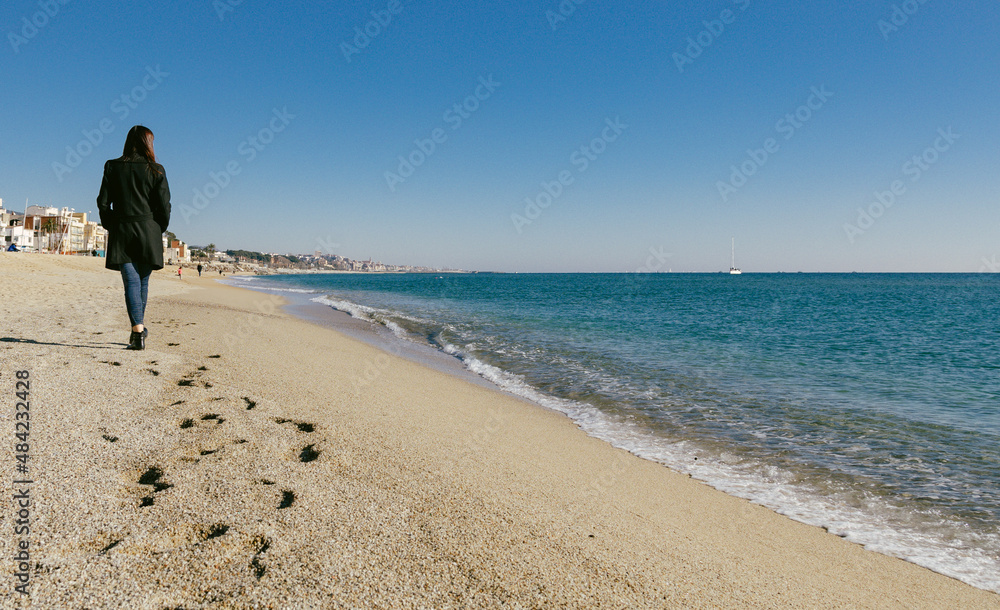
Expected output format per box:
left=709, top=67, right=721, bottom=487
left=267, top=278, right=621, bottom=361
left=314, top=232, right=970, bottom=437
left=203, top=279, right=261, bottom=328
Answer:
left=2, top=0, right=998, bottom=272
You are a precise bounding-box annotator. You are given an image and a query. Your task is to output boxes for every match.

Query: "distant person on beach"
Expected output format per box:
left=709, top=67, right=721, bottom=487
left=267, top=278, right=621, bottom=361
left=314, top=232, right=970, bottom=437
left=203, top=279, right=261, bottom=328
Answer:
left=197, top=263, right=202, bottom=277
left=178, top=267, right=182, bottom=279
left=96, top=125, right=171, bottom=351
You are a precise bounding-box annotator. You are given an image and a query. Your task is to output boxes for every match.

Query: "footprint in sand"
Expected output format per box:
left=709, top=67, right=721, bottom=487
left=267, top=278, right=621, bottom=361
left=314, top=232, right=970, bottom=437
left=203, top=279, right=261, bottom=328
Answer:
left=273, top=418, right=316, bottom=433
left=299, top=444, right=320, bottom=463
left=178, top=414, right=224, bottom=428
left=250, top=536, right=270, bottom=580
left=138, top=467, right=172, bottom=491
left=201, top=524, right=228, bottom=540
left=177, top=378, right=212, bottom=388
left=176, top=413, right=225, bottom=433
left=176, top=365, right=213, bottom=387
left=137, top=466, right=173, bottom=508
left=265, top=415, right=322, bottom=463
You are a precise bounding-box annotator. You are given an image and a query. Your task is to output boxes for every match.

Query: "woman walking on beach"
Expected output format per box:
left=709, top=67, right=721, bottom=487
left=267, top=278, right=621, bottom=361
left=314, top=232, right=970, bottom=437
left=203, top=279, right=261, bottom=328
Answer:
left=97, top=125, right=171, bottom=351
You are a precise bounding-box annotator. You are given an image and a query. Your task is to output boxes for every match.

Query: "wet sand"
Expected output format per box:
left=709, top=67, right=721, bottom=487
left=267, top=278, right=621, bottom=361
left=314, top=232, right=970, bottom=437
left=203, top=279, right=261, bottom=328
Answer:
left=2, top=254, right=997, bottom=608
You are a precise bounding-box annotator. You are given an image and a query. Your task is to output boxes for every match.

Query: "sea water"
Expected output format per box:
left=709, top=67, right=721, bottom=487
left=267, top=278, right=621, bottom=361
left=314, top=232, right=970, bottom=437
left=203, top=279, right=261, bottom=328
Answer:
left=231, top=272, right=1000, bottom=592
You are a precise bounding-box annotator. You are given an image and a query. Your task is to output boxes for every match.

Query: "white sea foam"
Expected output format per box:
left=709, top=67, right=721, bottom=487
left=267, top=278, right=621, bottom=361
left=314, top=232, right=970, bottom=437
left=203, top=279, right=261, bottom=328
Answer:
left=223, top=276, right=317, bottom=293
left=305, top=291, right=1000, bottom=594
left=310, top=295, right=376, bottom=321
left=429, top=341, right=1000, bottom=593
left=385, top=320, right=409, bottom=339
left=262, top=287, right=318, bottom=294
left=526, top=395, right=1000, bottom=593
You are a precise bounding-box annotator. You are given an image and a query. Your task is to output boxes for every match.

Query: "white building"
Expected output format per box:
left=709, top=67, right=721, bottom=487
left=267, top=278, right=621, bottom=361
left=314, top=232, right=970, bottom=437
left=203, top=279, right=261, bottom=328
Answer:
left=162, top=236, right=191, bottom=264
left=16, top=206, right=106, bottom=254
left=1, top=225, right=35, bottom=250
left=1, top=202, right=32, bottom=251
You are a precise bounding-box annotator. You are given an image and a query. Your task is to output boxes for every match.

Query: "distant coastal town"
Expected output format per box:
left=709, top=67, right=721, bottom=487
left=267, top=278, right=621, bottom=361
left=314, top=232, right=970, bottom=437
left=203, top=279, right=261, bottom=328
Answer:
left=0, top=199, right=462, bottom=274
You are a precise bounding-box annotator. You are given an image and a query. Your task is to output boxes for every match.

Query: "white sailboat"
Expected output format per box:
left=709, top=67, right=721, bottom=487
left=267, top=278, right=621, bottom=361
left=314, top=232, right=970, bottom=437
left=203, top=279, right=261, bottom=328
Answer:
left=729, top=237, right=742, bottom=275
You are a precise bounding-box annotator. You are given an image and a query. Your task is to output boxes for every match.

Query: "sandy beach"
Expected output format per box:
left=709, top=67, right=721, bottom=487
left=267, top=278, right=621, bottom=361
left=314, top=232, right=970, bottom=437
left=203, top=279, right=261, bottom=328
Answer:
left=2, top=254, right=997, bottom=609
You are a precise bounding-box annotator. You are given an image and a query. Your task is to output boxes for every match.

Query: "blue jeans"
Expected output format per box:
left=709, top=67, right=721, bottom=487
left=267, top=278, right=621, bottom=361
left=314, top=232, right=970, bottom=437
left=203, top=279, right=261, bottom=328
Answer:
left=120, top=263, right=152, bottom=327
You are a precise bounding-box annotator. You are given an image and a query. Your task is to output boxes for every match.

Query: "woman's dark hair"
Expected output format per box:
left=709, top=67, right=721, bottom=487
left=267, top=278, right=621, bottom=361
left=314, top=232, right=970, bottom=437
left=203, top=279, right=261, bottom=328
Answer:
left=121, top=125, right=161, bottom=173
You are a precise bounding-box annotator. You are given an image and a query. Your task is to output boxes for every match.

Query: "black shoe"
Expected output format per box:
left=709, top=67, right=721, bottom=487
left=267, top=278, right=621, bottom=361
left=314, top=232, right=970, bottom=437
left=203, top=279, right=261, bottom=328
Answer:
left=126, top=331, right=145, bottom=350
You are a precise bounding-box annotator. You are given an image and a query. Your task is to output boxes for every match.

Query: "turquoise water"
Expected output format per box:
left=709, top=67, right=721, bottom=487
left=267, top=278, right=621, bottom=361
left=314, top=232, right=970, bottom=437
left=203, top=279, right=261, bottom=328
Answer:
left=235, top=272, right=1000, bottom=592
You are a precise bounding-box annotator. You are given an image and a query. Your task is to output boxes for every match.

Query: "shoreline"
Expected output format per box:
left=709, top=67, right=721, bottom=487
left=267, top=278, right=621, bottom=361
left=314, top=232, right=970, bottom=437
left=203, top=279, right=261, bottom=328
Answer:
left=223, top=278, right=507, bottom=393
left=2, top=254, right=997, bottom=608
left=230, top=271, right=1000, bottom=595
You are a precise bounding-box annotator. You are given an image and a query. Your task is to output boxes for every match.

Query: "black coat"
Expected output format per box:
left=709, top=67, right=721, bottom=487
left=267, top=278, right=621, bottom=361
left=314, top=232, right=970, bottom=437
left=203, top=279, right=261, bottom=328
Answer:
left=96, top=156, right=171, bottom=270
